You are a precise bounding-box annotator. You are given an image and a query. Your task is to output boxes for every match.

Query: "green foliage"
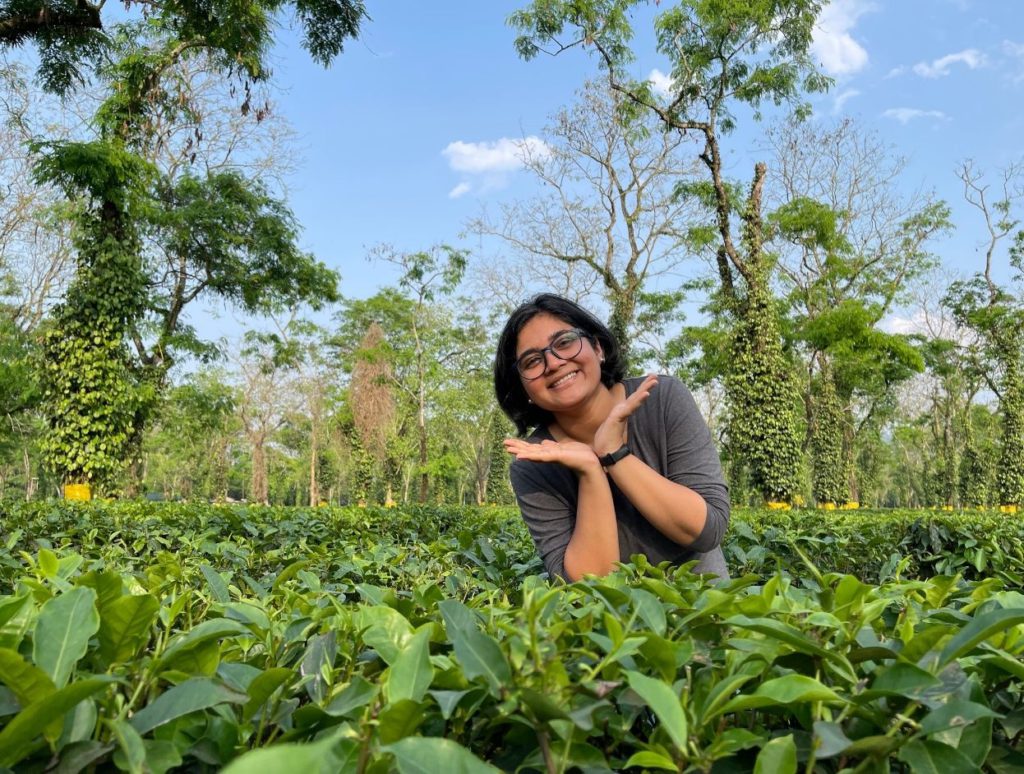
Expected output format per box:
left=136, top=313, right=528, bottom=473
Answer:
left=997, top=358, right=1024, bottom=506
left=809, top=366, right=846, bottom=505
left=1, top=0, right=366, bottom=96
left=149, top=171, right=339, bottom=316
left=511, top=0, right=831, bottom=125
left=800, top=300, right=924, bottom=399
left=0, top=502, right=1023, bottom=770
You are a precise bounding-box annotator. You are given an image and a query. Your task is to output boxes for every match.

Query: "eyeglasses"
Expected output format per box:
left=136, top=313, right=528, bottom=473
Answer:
left=515, top=329, right=591, bottom=380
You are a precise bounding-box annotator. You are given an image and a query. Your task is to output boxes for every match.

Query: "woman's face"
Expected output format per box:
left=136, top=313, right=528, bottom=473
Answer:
left=515, top=313, right=604, bottom=414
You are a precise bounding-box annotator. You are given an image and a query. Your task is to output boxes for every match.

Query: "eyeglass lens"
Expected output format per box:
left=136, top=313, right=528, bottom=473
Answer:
left=517, top=330, right=584, bottom=379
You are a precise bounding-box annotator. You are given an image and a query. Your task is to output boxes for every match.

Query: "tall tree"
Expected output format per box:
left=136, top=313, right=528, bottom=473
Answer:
left=511, top=0, right=831, bottom=502
left=335, top=246, right=471, bottom=503
left=765, top=117, right=949, bottom=504
left=470, top=79, right=698, bottom=364
left=944, top=161, right=1024, bottom=509
left=9, top=0, right=363, bottom=491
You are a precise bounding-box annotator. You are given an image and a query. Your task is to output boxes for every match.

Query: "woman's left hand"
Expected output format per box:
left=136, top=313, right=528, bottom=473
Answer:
left=504, top=438, right=602, bottom=474
left=592, top=374, right=658, bottom=456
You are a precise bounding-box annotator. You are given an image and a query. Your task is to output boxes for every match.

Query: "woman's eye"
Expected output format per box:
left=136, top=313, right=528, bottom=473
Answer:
left=521, top=355, right=543, bottom=370
left=553, top=333, right=578, bottom=350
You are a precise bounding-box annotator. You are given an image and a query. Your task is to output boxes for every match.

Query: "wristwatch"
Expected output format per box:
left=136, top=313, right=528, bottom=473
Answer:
left=598, top=445, right=631, bottom=469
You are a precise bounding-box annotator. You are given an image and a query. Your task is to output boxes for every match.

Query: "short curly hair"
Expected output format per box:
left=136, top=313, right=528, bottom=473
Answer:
left=494, top=293, right=627, bottom=435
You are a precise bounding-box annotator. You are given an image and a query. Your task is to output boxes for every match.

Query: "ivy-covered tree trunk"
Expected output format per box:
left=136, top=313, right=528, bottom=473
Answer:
left=726, top=281, right=802, bottom=503
left=809, top=362, right=847, bottom=505
left=996, top=347, right=1024, bottom=507
left=724, top=167, right=802, bottom=504
left=959, top=429, right=991, bottom=509
left=36, top=142, right=151, bottom=490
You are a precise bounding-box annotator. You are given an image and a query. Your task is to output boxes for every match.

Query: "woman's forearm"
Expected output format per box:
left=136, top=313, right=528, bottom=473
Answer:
left=562, top=464, right=620, bottom=581
left=606, top=456, right=708, bottom=545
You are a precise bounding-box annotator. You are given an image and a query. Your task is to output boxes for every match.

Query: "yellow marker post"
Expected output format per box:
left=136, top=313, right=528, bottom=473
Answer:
left=64, top=483, right=91, bottom=501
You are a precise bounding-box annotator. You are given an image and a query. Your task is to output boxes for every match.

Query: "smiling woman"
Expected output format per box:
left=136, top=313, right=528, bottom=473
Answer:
left=494, top=293, right=730, bottom=582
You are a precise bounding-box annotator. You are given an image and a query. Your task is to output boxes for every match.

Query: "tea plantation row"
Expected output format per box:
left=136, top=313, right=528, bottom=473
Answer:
left=0, top=502, right=1022, bottom=773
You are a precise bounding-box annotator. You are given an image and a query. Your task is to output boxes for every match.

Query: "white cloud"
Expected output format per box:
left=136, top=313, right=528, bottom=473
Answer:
left=885, top=65, right=906, bottom=79
left=1004, top=40, right=1024, bottom=83
left=912, top=48, right=986, bottom=78
left=442, top=136, right=549, bottom=174
left=811, top=0, right=874, bottom=76
left=648, top=68, right=674, bottom=97
left=832, top=88, right=860, bottom=114
left=880, top=312, right=927, bottom=335
left=442, top=136, right=551, bottom=198
left=882, top=108, right=948, bottom=125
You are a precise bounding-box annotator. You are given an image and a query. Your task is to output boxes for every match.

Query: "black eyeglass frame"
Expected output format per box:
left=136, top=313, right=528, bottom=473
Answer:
left=515, top=328, right=593, bottom=381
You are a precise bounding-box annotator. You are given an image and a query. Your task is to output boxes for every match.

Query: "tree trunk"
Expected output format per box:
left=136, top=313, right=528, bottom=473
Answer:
left=309, top=423, right=319, bottom=506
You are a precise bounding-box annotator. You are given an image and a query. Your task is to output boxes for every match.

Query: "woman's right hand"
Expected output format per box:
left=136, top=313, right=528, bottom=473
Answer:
left=592, top=374, right=658, bottom=457
left=504, top=438, right=603, bottom=475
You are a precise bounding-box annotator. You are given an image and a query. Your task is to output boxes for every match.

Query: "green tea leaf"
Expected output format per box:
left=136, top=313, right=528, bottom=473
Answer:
left=0, top=678, right=112, bottom=767
left=387, top=628, right=433, bottom=704
left=109, top=717, right=146, bottom=774
left=938, top=608, right=1024, bottom=668
left=897, top=738, right=977, bottom=773
left=0, top=647, right=56, bottom=706
left=625, top=671, right=687, bottom=754
left=377, top=698, right=425, bottom=744
left=918, top=699, right=1000, bottom=736
left=623, top=750, right=678, bottom=771
left=357, top=605, right=414, bottom=665
left=156, top=618, right=250, bottom=670
left=200, top=565, right=231, bottom=603
left=385, top=736, right=500, bottom=774
left=863, top=662, right=942, bottom=698
left=33, top=587, right=99, bottom=688
left=325, top=675, right=377, bottom=718
left=429, top=689, right=472, bottom=720
left=220, top=730, right=352, bottom=774
left=447, top=626, right=510, bottom=695
left=720, top=675, right=843, bottom=714
left=812, top=720, right=852, bottom=759
left=98, top=594, right=160, bottom=666
left=755, top=734, right=796, bottom=774
left=129, top=677, right=248, bottom=734
left=243, top=667, right=293, bottom=722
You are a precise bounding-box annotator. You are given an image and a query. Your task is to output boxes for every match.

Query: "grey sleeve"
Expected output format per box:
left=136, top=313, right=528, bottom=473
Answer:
left=509, top=458, right=575, bottom=581
left=659, top=377, right=731, bottom=552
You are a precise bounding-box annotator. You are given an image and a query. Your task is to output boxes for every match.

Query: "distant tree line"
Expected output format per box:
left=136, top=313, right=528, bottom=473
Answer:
left=0, top=0, right=1021, bottom=509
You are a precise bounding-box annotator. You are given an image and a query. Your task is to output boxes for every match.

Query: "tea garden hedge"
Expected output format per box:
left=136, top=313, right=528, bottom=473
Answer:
left=0, top=502, right=1022, bottom=773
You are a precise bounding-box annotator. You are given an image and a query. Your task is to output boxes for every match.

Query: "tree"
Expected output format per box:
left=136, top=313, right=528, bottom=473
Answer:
left=142, top=369, right=237, bottom=500
left=765, top=117, right=949, bottom=504
left=9, top=0, right=362, bottom=489
left=511, top=0, right=831, bottom=502
left=233, top=323, right=304, bottom=504
left=470, top=79, right=698, bottom=364
left=944, top=161, right=1024, bottom=508
left=335, top=245, right=473, bottom=503
left=1, top=0, right=366, bottom=96
left=349, top=322, right=402, bottom=504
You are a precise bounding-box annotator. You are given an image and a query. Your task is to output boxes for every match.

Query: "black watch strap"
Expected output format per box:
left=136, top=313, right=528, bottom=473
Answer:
left=598, top=445, right=631, bottom=468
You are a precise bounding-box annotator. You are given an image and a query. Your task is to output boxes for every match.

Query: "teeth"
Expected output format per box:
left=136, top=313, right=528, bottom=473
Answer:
left=552, top=371, right=578, bottom=388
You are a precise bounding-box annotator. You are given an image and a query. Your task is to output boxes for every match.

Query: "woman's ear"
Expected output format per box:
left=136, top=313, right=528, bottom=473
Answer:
left=595, top=341, right=605, bottom=363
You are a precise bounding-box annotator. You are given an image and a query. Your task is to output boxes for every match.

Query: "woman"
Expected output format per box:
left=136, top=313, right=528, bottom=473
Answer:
left=494, top=293, right=730, bottom=582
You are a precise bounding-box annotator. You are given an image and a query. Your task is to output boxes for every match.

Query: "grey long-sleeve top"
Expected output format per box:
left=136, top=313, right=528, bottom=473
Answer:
left=509, top=375, right=730, bottom=581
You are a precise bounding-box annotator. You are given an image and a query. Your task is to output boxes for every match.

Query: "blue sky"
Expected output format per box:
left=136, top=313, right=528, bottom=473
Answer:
left=261, top=1, right=1024, bottom=323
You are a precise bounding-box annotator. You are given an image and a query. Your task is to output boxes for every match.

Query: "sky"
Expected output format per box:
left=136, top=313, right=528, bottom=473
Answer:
left=254, top=0, right=1024, bottom=327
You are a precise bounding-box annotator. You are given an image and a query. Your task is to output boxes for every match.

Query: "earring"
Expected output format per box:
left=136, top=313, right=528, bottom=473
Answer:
left=600, top=356, right=605, bottom=363
left=527, top=398, right=533, bottom=404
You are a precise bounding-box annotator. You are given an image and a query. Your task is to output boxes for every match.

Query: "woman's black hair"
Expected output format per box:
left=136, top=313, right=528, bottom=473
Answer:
left=494, top=293, right=627, bottom=435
